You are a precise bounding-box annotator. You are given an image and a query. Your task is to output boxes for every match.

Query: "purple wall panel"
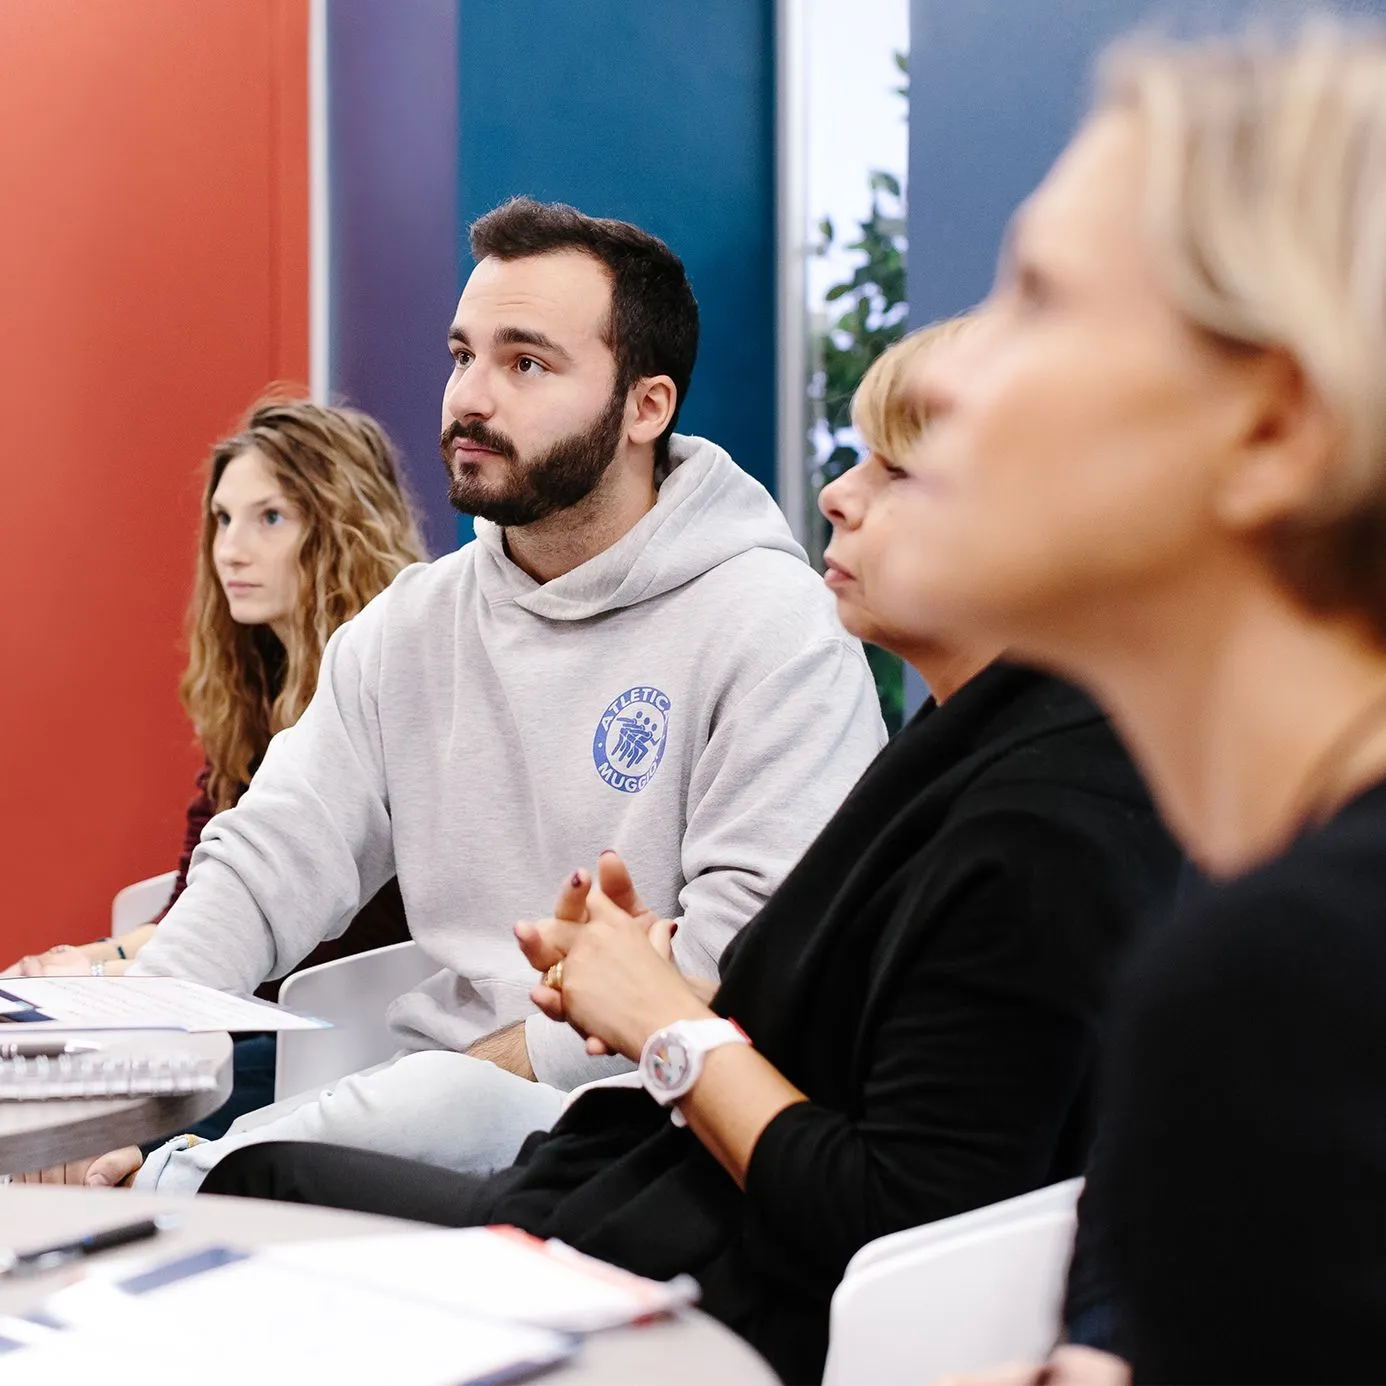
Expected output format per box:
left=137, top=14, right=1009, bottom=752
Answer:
left=328, top=0, right=460, bottom=553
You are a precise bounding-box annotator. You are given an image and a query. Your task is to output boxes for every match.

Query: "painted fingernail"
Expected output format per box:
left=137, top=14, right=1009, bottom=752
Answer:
left=571, top=872, right=582, bottom=887
left=669, top=922, right=679, bottom=937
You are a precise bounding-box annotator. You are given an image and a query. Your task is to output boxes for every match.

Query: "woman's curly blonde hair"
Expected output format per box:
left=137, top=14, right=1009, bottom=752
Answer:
left=181, top=398, right=427, bottom=810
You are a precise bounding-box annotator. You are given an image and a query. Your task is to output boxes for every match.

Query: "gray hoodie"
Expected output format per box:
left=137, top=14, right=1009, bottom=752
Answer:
left=130, top=436, right=886, bottom=1087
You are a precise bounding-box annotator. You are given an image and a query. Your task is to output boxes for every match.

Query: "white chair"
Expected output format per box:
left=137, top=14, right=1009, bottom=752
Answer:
left=273, top=940, right=437, bottom=1101
left=822, top=1178, right=1083, bottom=1386
left=110, top=871, right=178, bottom=937
left=844, top=1175, right=1084, bottom=1278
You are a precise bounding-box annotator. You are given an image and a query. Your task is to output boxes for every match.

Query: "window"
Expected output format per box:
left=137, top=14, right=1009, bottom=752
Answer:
left=781, top=0, right=910, bottom=730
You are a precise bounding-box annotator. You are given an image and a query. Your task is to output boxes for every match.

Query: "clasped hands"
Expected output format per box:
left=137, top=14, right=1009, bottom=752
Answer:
left=515, top=850, right=714, bottom=1062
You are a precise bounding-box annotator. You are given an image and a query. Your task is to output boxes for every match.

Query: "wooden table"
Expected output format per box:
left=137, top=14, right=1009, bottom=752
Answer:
left=0, top=1032, right=233, bottom=1175
left=0, top=1185, right=782, bottom=1384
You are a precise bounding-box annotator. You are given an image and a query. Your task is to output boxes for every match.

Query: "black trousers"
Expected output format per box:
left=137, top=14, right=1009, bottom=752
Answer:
left=200, top=1140, right=506, bottom=1227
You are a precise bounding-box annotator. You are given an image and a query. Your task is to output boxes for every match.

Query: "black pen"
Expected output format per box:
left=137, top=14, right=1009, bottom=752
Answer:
left=2, top=1215, right=176, bottom=1277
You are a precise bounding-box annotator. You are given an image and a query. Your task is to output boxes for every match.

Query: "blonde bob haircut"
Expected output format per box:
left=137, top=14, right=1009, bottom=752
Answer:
left=182, top=397, right=427, bottom=811
left=850, top=315, right=975, bottom=463
left=1098, top=21, right=1386, bottom=637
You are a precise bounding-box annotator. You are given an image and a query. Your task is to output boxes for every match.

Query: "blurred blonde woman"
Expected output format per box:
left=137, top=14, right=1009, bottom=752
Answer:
left=9, top=398, right=426, bottom=1131
left=897, top=20, right=1386, bottom=1385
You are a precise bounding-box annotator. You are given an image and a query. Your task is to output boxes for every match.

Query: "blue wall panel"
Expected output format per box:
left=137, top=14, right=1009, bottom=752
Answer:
left=455, top=0, right=777, bottom=545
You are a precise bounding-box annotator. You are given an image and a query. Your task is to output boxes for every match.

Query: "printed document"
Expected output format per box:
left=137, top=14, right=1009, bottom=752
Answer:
left=0, top=977, right=327, bottom=1032
left=8, top=1249, right=573, bottom=1386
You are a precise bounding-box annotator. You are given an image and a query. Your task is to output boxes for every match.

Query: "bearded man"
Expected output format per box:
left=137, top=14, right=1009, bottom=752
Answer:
left=103, top=198, right=885, bottom=1192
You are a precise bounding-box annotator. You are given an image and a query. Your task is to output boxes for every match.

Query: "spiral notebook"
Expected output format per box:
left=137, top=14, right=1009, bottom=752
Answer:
left=0, top=1050, right=220, bottom=1102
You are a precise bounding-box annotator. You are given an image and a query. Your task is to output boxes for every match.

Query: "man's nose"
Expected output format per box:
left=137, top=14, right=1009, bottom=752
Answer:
left=443, top=360, right=496, bottom=422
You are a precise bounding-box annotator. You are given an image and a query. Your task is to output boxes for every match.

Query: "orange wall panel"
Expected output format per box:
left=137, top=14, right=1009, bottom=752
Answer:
left=0, top=0, right=309, bottom=957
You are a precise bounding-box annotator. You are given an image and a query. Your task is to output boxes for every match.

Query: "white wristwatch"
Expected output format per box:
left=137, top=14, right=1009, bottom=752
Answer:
left=639, top=1018, right=750, bottom=1126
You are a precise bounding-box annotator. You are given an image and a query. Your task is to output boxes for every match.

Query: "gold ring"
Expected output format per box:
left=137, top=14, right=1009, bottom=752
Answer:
left=541, top=961, right=564, bottom=991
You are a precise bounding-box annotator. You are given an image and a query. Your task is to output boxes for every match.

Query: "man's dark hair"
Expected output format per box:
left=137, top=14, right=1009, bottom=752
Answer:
left=470, top=197, right=700, bottom=471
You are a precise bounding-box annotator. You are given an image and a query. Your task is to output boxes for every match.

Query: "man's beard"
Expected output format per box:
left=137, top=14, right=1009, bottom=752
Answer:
left=439, top=386, right=627, bottom=527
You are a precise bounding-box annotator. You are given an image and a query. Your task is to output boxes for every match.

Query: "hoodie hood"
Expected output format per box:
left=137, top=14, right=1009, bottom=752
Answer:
left=470, top=435, right=808, bottom=621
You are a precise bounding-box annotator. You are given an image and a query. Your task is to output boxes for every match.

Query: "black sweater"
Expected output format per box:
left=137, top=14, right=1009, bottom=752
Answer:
left=484, top=663, right=1180, bottom=1384
left=1086, top=777, right=1386, bottom=1384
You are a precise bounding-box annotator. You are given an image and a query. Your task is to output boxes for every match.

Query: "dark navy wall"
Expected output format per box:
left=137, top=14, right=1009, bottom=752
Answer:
left=328, top=0, right=460, bottom=553
left=907, top=0, right=1157, bottom=326
left=902, top=0, right=1160, bottom=715
left=455, top=0, right=777, bottom=545
left=901, top=0, right=1386, bottom=716
left=907, top=0, right=1386, bottom=325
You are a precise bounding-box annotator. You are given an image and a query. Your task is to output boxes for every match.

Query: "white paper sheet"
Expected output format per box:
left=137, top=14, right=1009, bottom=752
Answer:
left=0, top=977, right=327, bottom=1032
left=22, top=1252, right=574, bottom=1386
left=267, top=1225, right=700, bottom=1333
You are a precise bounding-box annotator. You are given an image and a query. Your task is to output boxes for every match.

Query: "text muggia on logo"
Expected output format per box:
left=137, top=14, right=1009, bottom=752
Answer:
left=592, top=686, right=672, bottom=793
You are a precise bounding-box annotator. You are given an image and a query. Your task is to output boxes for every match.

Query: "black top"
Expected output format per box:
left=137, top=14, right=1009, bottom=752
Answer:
left=484, top=662, right=1180, bottom=1384
left=1086, top=777, right=1386, bottom=1384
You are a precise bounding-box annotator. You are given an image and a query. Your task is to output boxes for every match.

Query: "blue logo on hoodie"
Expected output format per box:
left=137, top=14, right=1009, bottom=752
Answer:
left=593, top=687, right=671, bottom=793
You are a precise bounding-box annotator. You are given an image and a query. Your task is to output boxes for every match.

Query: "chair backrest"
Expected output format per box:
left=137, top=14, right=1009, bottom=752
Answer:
left=844, top=1175, right=1084, bottom=1278
left=110, top=871, right=178, bottom=937
left=274, top=940, right=437, bottom=1101
left=823, top=1180, right=1082, bottom=1386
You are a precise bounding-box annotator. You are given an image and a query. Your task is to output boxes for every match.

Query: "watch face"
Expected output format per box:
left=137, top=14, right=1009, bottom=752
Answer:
left=647, top=1034, right=691, bottom=1093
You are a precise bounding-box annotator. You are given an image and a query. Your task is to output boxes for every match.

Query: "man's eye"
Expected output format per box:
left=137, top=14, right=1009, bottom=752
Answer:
left=451, top=350, right=472, bottom=368
left=516, top=356, right=546, bottom=375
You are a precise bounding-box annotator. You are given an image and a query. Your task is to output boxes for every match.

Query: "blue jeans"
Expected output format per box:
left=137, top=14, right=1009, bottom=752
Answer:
left=139, top=1033, right=278, bottom=1151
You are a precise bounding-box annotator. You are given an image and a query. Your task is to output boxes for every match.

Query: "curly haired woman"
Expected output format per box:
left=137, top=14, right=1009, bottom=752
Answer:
left=7, top=397, right=426, bottom=1130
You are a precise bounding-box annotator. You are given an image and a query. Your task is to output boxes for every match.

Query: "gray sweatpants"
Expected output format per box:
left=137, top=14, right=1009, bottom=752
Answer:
left=135, top=1050, right=569, bottom=1195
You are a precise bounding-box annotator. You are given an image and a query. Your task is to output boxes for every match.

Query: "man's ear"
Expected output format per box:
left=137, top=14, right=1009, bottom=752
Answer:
left=1214, top=348, right=1342, bottom=533
left=626, top=375, right=678, bottom=447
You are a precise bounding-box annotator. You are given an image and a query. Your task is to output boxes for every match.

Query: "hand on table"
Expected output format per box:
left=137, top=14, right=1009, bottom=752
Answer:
left=15, top=1146, right=144, bottom=1189
left=515, top=852, right=707, bottom=1062
left=4, top=945, right=93, bottom=977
